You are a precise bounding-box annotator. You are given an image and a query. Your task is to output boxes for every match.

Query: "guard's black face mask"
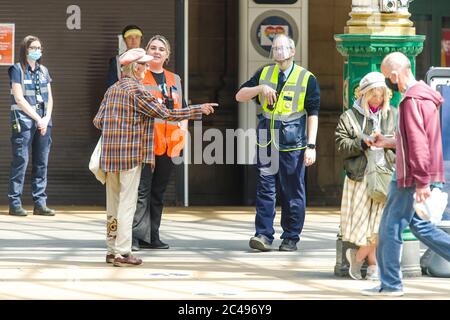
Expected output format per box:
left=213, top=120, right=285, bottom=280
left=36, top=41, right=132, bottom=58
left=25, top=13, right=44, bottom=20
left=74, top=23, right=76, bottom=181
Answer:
left=385, top=77, right=399, bottom=92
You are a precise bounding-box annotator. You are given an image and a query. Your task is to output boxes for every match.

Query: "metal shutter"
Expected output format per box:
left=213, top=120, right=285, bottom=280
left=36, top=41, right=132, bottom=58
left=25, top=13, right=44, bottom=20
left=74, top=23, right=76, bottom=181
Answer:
left=0, top=0, right=178, bottom=205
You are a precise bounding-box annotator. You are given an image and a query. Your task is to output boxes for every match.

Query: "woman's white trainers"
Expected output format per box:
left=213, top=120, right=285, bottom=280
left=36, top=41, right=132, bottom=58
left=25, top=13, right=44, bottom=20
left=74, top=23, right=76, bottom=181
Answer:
left=346, top=248, right=363, bottom=280
left=366, top=265, right=379, bottom=281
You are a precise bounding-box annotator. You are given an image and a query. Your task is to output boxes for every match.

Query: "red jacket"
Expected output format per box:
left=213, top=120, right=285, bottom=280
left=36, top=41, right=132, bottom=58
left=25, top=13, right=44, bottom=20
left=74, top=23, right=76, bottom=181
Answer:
left=397, top=80, right=445, bottom=188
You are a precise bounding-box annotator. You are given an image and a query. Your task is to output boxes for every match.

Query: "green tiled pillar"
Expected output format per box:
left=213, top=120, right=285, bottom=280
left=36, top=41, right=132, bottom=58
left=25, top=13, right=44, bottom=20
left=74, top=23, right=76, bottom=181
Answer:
left=334, top=34, right=425, bottom=111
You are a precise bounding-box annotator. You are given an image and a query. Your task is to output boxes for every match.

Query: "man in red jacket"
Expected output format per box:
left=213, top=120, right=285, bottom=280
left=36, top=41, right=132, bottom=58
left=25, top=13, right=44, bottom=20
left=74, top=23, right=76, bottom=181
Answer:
left=362, top=52, right=450, bottom=296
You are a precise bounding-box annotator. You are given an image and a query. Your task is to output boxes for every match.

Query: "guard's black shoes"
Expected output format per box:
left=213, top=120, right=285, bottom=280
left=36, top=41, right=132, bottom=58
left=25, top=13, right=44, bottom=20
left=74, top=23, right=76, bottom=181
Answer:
left=279, top=239, right=298, bottom=251
left=149, top=240, right=169, bottom=249
left=33, top=206, right=55, bottom=216
left=9, top=207, right=28, bottom=216
left=249, top=234, right=272, bottom=252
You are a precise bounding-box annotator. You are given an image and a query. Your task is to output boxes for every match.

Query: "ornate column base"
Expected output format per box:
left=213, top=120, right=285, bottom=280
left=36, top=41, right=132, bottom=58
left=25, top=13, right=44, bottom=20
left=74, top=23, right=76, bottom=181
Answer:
left=346, top=11, right=415, bottom=35
left=345, top=26, right=415, bottom=35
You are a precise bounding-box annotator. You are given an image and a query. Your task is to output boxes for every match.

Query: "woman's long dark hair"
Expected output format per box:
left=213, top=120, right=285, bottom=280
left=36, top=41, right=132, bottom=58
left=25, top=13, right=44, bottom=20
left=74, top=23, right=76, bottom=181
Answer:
left=19, top=35, right=42, bottom=70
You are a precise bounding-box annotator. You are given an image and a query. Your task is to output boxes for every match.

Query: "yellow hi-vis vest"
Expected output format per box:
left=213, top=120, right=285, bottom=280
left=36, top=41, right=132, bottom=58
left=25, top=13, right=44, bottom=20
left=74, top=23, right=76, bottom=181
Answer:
left=257, top=63, right=312, bottom=151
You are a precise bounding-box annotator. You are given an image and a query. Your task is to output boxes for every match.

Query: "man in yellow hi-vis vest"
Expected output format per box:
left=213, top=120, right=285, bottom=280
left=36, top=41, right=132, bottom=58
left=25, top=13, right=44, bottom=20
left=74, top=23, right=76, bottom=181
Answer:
left=236, top=34, right=320, bottom=252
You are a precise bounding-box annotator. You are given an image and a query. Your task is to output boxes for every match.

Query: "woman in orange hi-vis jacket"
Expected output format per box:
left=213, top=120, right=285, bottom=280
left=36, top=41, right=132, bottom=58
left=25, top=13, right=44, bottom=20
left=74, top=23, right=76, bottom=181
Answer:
left=131, top=35, right=217, bottom=250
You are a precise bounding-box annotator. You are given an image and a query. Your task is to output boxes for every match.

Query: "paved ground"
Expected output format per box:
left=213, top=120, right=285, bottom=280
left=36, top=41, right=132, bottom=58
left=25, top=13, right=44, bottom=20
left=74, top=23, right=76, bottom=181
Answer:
left=0, top=206, right=449, bottom=300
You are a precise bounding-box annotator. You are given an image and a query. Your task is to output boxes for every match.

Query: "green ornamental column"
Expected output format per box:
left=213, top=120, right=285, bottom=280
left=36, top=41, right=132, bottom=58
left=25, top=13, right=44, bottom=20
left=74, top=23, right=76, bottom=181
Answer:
left=334, top=34, right=424, bottom=110
left=334, top=0, right=424, bottom=278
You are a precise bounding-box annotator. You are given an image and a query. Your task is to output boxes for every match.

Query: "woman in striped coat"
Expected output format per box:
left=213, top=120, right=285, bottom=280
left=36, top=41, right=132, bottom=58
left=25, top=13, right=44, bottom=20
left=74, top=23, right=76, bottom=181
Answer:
left=335, top=72, right=396, bottom=280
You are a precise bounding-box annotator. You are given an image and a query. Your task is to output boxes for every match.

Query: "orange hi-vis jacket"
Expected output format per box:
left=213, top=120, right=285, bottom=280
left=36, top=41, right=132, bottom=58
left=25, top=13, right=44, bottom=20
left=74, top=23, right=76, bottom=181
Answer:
left=143, top=69, right=185, bottom=157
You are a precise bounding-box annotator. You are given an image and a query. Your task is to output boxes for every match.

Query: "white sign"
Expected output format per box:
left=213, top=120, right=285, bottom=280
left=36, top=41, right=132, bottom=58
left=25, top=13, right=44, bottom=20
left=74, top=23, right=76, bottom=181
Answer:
left=259, top=25, right=289, bottom=46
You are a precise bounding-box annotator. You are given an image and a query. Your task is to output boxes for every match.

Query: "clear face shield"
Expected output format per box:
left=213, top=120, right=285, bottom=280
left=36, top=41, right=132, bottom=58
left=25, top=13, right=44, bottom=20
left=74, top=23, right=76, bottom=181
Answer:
left=270, top=39, right=294, bottom=62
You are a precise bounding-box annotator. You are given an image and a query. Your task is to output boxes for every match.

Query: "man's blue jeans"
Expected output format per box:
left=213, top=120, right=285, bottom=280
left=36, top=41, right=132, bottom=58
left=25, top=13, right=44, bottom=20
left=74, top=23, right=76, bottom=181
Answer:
left=8, top=123, right=52, bottom=209
left=377, top=181, right=450, bottom=291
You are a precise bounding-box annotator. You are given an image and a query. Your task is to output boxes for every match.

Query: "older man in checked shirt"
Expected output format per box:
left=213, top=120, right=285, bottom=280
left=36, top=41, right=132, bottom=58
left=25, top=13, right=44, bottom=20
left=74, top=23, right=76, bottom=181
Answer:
left=94, top=48, right=216, bottom=267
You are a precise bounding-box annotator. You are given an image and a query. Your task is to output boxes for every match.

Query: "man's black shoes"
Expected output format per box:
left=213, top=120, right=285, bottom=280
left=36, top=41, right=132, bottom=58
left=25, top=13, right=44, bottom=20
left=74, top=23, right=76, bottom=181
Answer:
left=148, top=240, right=169, bottom=249
left=132, top=239, right=170, bottom=251
left=249, top=234, right=273, bottom=252
left=279, top=239, right=298, bottom=251
left=9, top=207, right=28, bottom=216
left=33, top=206, right=55, bottom=216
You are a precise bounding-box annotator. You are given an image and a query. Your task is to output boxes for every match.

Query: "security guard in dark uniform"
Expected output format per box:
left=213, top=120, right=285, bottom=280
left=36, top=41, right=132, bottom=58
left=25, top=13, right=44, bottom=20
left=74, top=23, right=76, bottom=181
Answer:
left=236, top=34, right=320, bottom=251
left=8, top=35, right=55, bottom=216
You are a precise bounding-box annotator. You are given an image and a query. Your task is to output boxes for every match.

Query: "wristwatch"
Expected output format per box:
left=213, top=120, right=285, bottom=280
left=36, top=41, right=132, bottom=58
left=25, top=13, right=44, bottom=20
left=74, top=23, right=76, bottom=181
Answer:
left=306, top=143, right=316, bottom=149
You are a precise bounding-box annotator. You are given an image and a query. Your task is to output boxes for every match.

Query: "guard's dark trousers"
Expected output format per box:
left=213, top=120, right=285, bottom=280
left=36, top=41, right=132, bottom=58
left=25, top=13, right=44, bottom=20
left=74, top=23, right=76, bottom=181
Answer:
left=255, top=146, right=306, bottom=243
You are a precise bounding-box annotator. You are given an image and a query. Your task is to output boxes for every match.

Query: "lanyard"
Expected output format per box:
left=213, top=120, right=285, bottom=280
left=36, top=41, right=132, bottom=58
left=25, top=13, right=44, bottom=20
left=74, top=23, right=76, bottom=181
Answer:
left=31, top=68, right=44, bottom=105
left=159, top=72, right=168, bottom=98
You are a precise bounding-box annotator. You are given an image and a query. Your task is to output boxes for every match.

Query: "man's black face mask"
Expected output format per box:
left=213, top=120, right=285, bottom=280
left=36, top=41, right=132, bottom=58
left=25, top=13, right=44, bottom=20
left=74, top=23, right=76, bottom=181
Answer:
left=385, top=77, right=399, bottom=92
